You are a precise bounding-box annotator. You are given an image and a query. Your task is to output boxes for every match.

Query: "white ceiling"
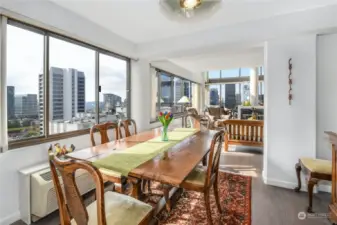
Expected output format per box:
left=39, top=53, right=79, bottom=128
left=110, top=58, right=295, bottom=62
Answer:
left=170, top=46, right=264, bottom=72
left=50, top=0, right=337, bottom=44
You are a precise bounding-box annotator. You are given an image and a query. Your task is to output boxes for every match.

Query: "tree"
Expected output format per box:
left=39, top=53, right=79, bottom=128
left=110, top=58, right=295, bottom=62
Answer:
left=8, top=120, right=21, bottom=129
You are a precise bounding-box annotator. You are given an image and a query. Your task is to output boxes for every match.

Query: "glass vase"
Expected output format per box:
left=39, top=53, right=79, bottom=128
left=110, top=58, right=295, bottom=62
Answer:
left=161, top=125, right=169, bottom=141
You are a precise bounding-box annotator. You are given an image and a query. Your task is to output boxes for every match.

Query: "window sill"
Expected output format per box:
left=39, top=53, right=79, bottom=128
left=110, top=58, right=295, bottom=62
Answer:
left=8, top=129, right=90, bottom=150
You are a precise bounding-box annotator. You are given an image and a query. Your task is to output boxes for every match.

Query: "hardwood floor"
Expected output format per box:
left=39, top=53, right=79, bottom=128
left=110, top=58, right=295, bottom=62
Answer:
left=12, top=146, right=331, bottom=225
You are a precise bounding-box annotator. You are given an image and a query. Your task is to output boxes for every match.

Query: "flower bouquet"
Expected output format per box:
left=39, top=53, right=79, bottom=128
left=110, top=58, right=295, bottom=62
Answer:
left=48, top=143, right=75, bottom=160
left=158, top=111, right=173, bottom=141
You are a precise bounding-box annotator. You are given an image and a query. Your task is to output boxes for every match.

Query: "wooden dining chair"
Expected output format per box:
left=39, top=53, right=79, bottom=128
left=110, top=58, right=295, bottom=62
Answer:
left=90, top=122, right=119, bottom=146
left=118, top=119, right=137, bottom=138
left=180, top=130, right=224, bottom=225
left=90, top=122, right=127, bottom=194
left=48, top=148, right=153, bottom=225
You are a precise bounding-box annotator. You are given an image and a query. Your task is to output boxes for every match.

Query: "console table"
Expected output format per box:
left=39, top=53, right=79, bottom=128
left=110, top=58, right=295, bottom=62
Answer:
left=238, top=106, right=264, bottom=120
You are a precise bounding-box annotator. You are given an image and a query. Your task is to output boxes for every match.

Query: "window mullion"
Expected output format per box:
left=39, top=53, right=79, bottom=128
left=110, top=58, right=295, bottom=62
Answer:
left=127, top=59, right=131, bottom=119
left=157, top=71, right=161, bottom=114
left=95, top=51, right=100, bottom=124
left=44, top=34, right=50, bottom=138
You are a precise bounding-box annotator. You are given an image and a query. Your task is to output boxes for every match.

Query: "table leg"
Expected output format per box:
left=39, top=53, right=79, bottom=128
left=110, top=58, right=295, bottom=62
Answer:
left=163, top=186, right=171, bottom=212
left=129, top=177, right=143, bottom=199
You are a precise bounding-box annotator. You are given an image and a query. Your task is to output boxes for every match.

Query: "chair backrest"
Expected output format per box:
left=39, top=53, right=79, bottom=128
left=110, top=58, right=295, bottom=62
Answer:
left=205, top=130, right=224, bottom=188
left=187, top=107, right=199, bottom=116
left=118, top=119, right=137, bottom=138
left=48, top=147, right=106, bottom=225
left=183, top=114, right=201, bottom=129
left=224, top=119, right=264, bottom=143
left=90, top=122, right=119, bottom=146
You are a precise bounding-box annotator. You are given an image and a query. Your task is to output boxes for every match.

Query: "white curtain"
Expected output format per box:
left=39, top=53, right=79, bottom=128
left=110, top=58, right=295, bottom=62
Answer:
left=150, top=67, right=158, bottom=121
left=0, top=16, right=8, bottom=153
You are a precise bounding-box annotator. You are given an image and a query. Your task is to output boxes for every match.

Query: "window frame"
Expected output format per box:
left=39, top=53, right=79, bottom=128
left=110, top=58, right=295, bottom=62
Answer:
left=206, top=68, right=264, bottom=108
left=6, top=18, right=131, bottom=149
left=151, top=67, right=198, bottom=123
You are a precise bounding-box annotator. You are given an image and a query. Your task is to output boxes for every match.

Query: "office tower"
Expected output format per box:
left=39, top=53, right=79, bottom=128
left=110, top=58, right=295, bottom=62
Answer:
left=183, top=80, right=190, bottom=98
left=7, top=86, right=15, bottom=119
left=15, top=94, right=38, bottom=118
left=224, top=84, right=236, bottom=109
left=68, top=68, right=85, bottom=117
left=103, top=93, right=122, bottom=113
left=39, top=67, right=86, bottom=123
left=210, top=88, right=219, bottom=105
left=242, top=83, right=250, bottom=102
left=174, top=79, right=182, bottom=103
left=38, top=74, right=44, bottom=134
left=235, top=83, right=242, bottom=106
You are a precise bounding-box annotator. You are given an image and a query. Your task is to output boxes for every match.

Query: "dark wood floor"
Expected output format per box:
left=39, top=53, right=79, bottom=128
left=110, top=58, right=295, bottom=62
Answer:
left=13, top=147, right=331, bottom=225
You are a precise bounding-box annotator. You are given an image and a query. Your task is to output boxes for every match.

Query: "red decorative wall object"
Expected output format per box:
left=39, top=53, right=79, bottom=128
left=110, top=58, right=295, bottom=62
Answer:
left=288, top=58, right=293, bottom=105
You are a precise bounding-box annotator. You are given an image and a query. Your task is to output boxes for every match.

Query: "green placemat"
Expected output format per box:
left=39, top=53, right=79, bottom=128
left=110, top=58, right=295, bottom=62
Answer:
left=92, top=141, right=176, bottom=176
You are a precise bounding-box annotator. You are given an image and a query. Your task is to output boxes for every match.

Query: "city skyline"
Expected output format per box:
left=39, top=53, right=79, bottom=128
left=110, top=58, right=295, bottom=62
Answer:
left=7, top=24, right=128, bottom=103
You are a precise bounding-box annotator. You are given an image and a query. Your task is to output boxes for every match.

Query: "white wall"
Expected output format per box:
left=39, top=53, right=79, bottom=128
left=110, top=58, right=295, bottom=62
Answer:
left=169, top=47, right=264, bottom=73
left=131, top=59, right=151, bottom=132
left=317, top=33, right=337, bottom=160
left=264, top=35, right=317, bottom=188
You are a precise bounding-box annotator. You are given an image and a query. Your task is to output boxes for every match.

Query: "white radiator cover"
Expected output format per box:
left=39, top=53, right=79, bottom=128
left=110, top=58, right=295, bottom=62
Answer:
left=30, top=168, right=96, bottom=220
left=19, top=163, right=96, bottom=224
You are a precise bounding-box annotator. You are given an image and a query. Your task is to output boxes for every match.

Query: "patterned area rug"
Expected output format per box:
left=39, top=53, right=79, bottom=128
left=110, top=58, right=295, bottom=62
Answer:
left=146, top=171, right=252, bottom=225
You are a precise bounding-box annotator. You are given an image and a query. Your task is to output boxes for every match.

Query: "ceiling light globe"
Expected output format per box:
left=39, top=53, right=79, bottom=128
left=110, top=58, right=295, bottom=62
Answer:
left=181, top=0, right=201, bottom=9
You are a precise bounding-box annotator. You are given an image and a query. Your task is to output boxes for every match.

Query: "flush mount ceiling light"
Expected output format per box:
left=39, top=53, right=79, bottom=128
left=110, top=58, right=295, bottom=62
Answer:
left=180, top=0, right=202, bottom=9
left=159, top=0, right=222, bottom=22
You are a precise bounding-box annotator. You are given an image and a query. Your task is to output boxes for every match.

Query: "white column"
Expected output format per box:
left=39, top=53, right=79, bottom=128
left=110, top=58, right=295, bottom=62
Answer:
left=131, top=59, right=151, bottom=132
left=249, top=68, right=258, bottom=106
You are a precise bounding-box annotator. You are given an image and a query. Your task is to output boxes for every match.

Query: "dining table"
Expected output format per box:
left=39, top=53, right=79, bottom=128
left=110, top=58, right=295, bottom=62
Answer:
left=67, top=125, right=218, bottom=216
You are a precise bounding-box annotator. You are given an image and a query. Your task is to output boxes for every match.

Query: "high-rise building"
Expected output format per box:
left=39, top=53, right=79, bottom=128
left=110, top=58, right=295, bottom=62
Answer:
left=183, top=81, right=190, bottom=98
left=15, top=94, right=38, bottom=118
left=210, top=88, right=219, bottom=105
left=38, top=67, right=86, bottom=133
left=224, top=84, right=236, bottom=109
left=103, top=93, right=122, bottom=113
left=7, top=86, right=15, bottom=119
left=174, top=79, right=182, bottom=103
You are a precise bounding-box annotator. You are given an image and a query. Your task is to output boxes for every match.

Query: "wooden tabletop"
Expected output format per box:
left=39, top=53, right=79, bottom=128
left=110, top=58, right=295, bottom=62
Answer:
left=129, top=131, right=216, bottom=186
left=67, top=127, right=217, bottom=186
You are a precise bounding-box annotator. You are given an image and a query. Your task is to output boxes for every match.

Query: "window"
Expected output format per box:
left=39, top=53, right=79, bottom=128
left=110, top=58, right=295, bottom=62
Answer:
left=99, top=53, right=128, bottom=123
left=208, top=70, right=220, bottom=79
left=5, top=19, right=130, bottom=148
left=209, top=85, right=220, bottom=106
left=7, top=25, right=44, bottom=141
left=207, top=67, right=264, bottom=109
left=151, top=68, right=199, bottom=121
left=49, top=36, right=95, bottom=134
left=258, top=81, right=264, bottom=105
left=160, top=73, right=173, bottom=113
left=221, top=69, right=239, bottom=78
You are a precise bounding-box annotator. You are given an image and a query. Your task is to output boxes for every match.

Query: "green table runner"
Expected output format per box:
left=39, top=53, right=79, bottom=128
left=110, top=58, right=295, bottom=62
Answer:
left=93, top=141, right=176, bottom=176
left=92, top=129, right=198, bottom=176
left=148, top=131, right=197, bottom=142
left=173, top=128, right=199, bottom=132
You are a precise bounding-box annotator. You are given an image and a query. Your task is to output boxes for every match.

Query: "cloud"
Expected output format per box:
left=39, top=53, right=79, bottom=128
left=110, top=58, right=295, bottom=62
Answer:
left=6, top=24, right=128, bottom=102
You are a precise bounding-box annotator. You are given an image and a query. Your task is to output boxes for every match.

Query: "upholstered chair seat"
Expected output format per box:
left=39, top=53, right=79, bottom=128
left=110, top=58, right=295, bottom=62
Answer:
left=300, top=158, right=332, bottom=174
left=295, top=157, right=332, bottom=213
left=182, top=167, right=206, bottom=189
left=71, top=192, right=152, bottom=225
